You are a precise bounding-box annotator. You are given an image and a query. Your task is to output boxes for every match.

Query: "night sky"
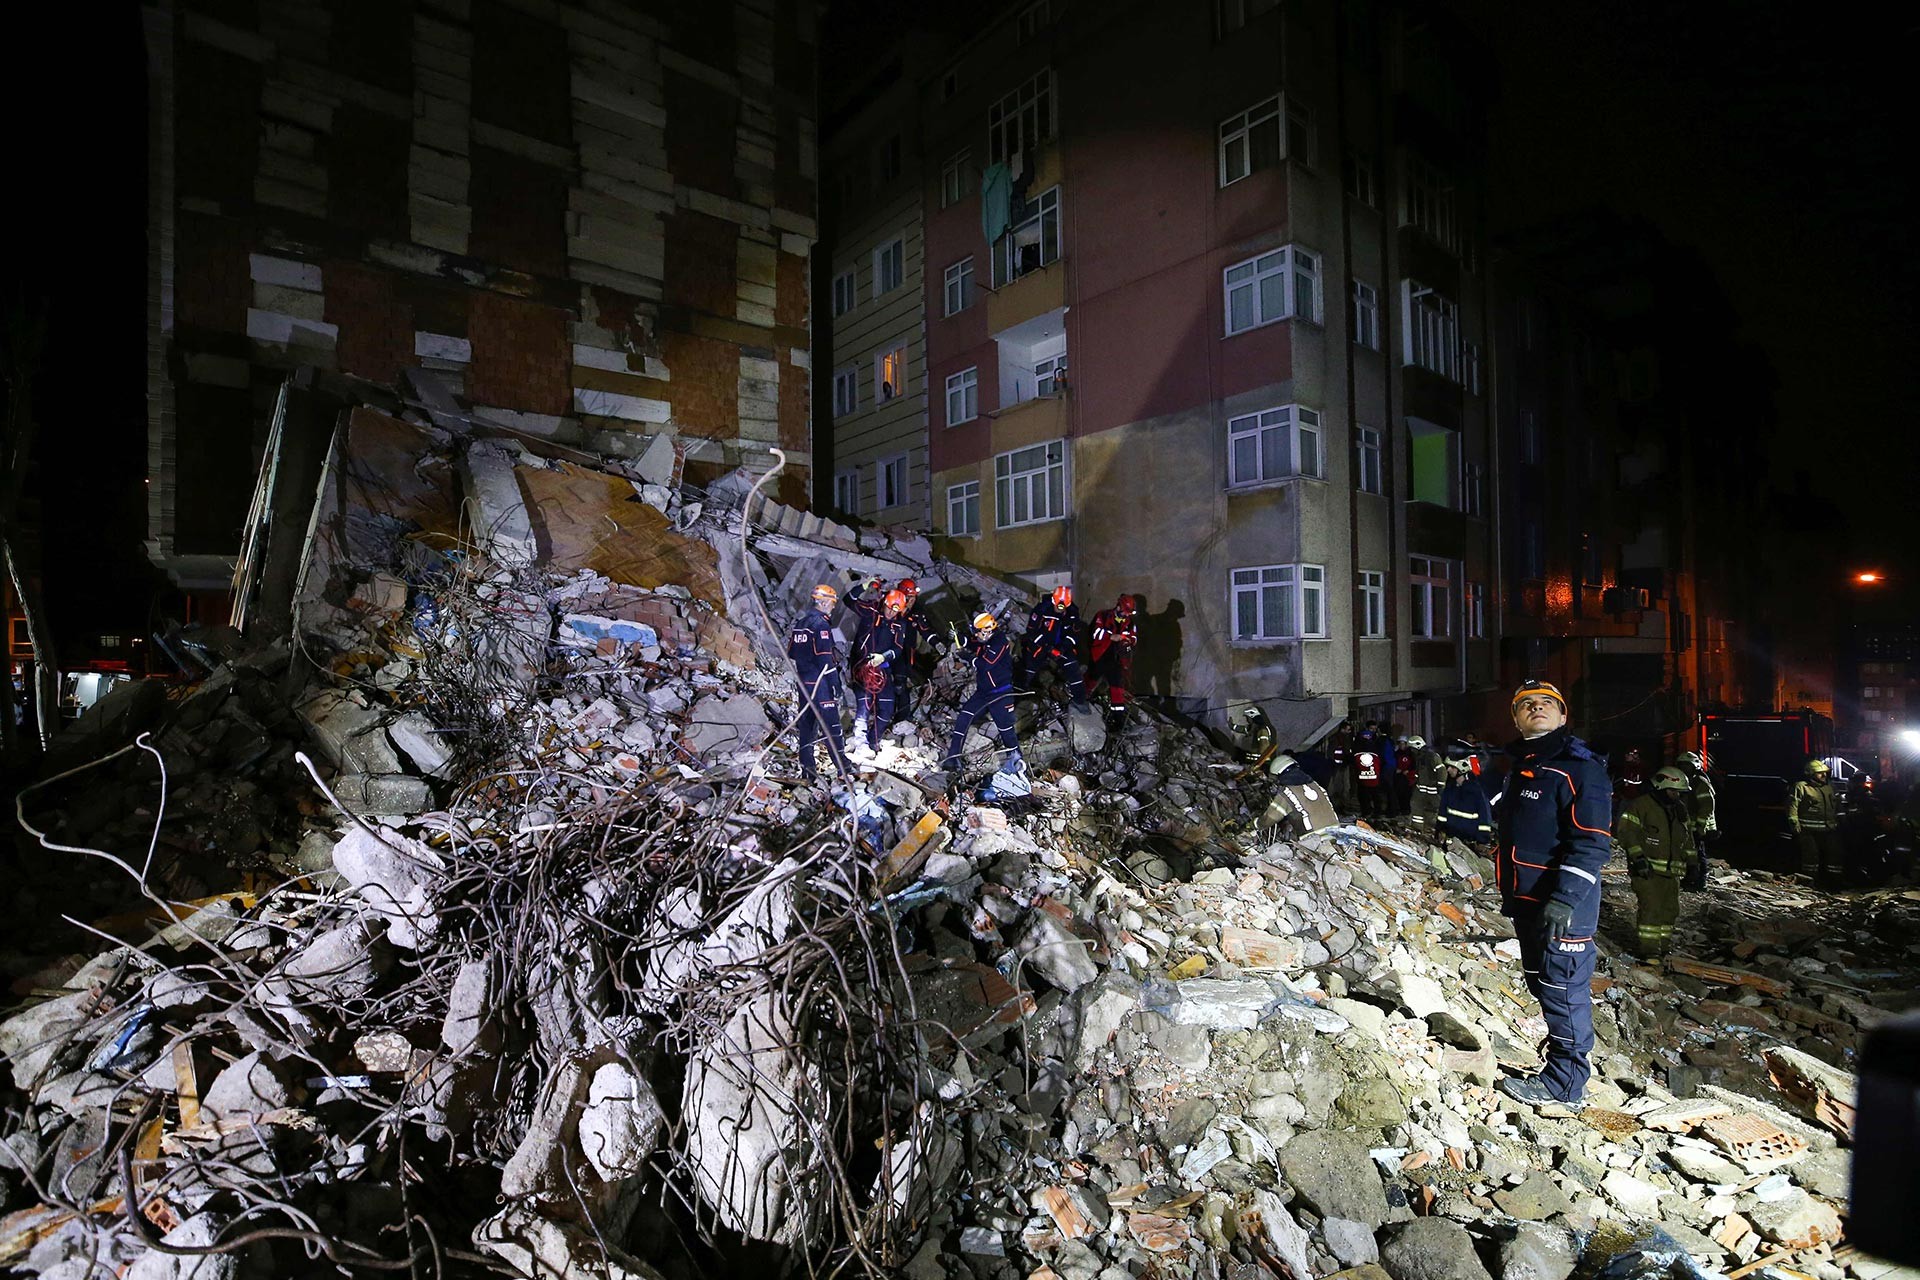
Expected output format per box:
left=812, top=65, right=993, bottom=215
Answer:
left=8, top=2, right=1915, bottom=660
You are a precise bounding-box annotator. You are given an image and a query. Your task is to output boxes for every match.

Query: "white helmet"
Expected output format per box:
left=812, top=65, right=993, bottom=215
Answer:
left=1404, top=735, right=1427, bottom=750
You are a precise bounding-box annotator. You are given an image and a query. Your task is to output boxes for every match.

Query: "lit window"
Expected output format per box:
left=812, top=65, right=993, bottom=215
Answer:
left=879, top=454, right=910, bottom=509
left=943, top=257, right=975, bottom=316
left=945, top=367, right=978, bottom=426
left=1223, top=244, right=1322, bottom=334
left=875, top=344, right=907, bottom=403
left=947, top=481, right=981, bottom=535
left=994, top=439, right=1068, bottom=528
left=940, top=150, right=972, bottom=208
left=100, top=635, right=122, bottom=648
left=872, top=237, right=904, bottom=297
left=987, top=70, right=1054, bottom=166
left=1035, top=352, right=1068, bottom=396
left=834, top=468, right=860, bottom=517
left=992, top=187, right=1061, bottom=286
left=1402, top=279, right=1461, bottom=381
left=1351, top=279, right=1380, bottom=350
left=832, top=269, right=857, bottom=318
left=1231, top=564, right=1327, bottom=640
left=1409, top=555, right=1452, bottom=639
left=1355, top=425, right=1382, bottom=495
left=832, top=366, right=858, bottom=418
left=1359, top=571, right=1386, bottom=639
left=1227, top=405, right=1322, bottom=487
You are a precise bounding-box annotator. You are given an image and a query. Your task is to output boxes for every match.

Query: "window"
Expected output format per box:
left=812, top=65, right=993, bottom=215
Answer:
left=1218, top=95, right=1279, bottom=185
left=873, top=237, right=904, bottom=297
left=832, top=365, right=859, bottom=418
left=1351, top=280, right=1380, bottom=350
left=1409, top=555, right=1452, bottom=639
left=1355, top=426, right=1383, bottom=495
left=1286, top=100, right=1317, bottom=168
left=1863, top=686, right=1882, bottom=699
left=875, top=344, right=907, bottom=403
left=1463, top=341, right=1483, bottom=394
left=831, top=269, right=857, bottom=318
left=1465, top=581, right=1486, bottom=638
left=993, top=186, right=1060, bottom=286
left=1015, top=0, right=1049, bottom=43
left=1462, top=460, right=1485, bottom=517
left=834, top=467, right=860, bottom=516
left=1035, top=352, right=1068, bottom=396
left=1231, top=564, right=1327, bottom=640
left=994, top=439, right=1067, bottom=527
left=1409, top=420, right=1457, bottom=506
left=101, top=635, right=122, bottom=648
left=1520, top=409, right=1542, bottom=464
left=947, top=481, right=981, bottom=535
left=1224, top=244, right=1322, bottom=334
left=1346, top=152, right=1377, bottom=207
left=1227, top=405, right=1322, bottom=487
left=945, top=367, right=978, bottom=426
left=1402, top=280, right=1460, bottom=381
left=877, top=134, right=902, bottom=183
left=879, top=453, right=909, bottom=509
left=1522, top=521, right=1545, bottom=578
left=943, top=257, right=975, bottom=316
left=1865, top=709, right=1884, bottom=724
left=940, top=70, right=959, bottom=101
left=1216, top=0, right=1279, bottom=36
left=1402, top=154, right=1457, bottom=252
left=1359, top=571, right=1386, bottom=639
left=940, top=150, right=972, bottom=208
left=988, top=70, right=1054, bottom=166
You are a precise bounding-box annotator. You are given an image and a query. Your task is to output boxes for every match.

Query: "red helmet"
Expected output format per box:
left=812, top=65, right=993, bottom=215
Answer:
left=883, top=590, right=907, bottom=616
left=1051, top=585, right=1072, bottom=610
left=897, top=578, right=918, bottom=601
left=1116, top=594, right=1138, bottom=617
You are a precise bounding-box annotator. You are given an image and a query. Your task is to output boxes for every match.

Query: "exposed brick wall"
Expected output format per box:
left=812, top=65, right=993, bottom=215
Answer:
left=469, top=146, right=568, bottom=278
left=326, top=261, right=414, bottom=384
left=663, top=211, right=741, bottom=318
left=665, top=71, right=740, bottom=199
left=467, top=291, right=569, bottom=414
left=175, top=213, right=251, bottom=335
left=775, top=251, right=808, bottom=329
left=472, top=0, right=571, bottom=146
left=590, top=286, right=652, bottom=362
left=779, top=360, right=808, bottom=454
left=402, top=279, right=469, bottom=338
left=327, top=103, right=411, bottom=242
left=176, top=38, right=261, bottom=209
left=660, top=331, right=738, bottom=437
left=328, top=0, right=414, bottom=93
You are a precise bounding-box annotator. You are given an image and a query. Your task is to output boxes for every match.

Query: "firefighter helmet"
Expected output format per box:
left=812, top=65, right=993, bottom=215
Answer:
left=1510, top=679, right=1567, bottom=712
left=1678, top=750, right=1704, bottom=770
left=1404, top=735, right=1427, bottom=750
left=1267, top=753, right=1298, bottom=776
left=1443, top=755, right=1473, bottom=774
left=1051, top=585, right=1073, bottom=609
left=897, top=578, right=918, bottom=601
left=1623, top=747, right=1645, bottom=766
left=884, top=590, right=907, bottom=616
left=811, top=583, right=839, bottom=607
left=1651, top=766, right=1689, bottom=793
left=1806, top=759, right=1831, bottom=779
left=1117, top=593, right=1138, bottom=617
left=972, top=612, right=998, bottom=636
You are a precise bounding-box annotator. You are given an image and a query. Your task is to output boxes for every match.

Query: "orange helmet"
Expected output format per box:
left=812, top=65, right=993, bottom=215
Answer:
left=1051, top=585, right=1072, bottom=610
left=812, top=583, right=839, bottom=607
left=883, top=589, right=907, bottom=616
left=1117, top=594, right=1138, bottom=617
left=897, top=578, right=918, bottom=601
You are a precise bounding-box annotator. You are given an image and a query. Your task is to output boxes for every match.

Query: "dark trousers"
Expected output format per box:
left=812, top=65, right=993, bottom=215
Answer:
left=1358, top=785, right=1388, bottom=819
left=859, top=676, right=895, bottom=749
left=1513, top=904, right=1597, bottom=1102
left=1797, top=829, right=1841, bottom=878
left=945, top=687, right=1019, bottom=771
left=797, top=673, right=849, bottom=779
left=1018, top=645, right=1087, bottom=704
left=1089, top=647, right=1132, bottom=707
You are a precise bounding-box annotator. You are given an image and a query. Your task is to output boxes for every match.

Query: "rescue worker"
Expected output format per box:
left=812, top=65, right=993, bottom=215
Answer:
left=1328, top=725, right=1356, bottom=812
left=944, top=611, right=1023, bottom=776
left=1613, top=747, right=1648, bottom=815
left=1439, top=755, right=1495, bottom=846
left=1492, top=679, right=1611, bottom=1108
left=849, top=589, right=912, bottom=761
left=845, top=575, right=889, bottom=649
left=1788, top=758, right=1842, bottom=883
left=1088, top=593, right=1140, bottom=731
left=788, top=584, right=851, bottom=783
left=1236, top=705, right=1277, bottom=770
left=1405, top=735, right=1444, bottom=833
left=1256, top=754, right=1339, bottom=841
left=1016, top=585, right=1089, bottom=709
left=1675, top=749, right=1715, bottom=888
left=1393, top=737, right=1418, bottom=816
left=1618, top=765, right=1700, bottom=960
left=893, top=578, right=935, bottom=720
left=1353, top=736, right=1389, bottom=819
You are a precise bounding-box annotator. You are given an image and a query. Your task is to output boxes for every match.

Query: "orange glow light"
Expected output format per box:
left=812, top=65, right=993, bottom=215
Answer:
left=1855, top=572, right=1883, bottom=584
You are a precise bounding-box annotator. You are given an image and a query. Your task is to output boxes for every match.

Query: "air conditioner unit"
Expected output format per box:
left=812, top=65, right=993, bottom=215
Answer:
left=1602, top=586, right=1651, bottom=613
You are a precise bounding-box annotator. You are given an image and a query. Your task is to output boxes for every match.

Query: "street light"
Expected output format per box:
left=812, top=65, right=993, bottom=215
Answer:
left=1901, top=728, right=1920, bottom=751
left=1855, top=571, right=1884, bottom=585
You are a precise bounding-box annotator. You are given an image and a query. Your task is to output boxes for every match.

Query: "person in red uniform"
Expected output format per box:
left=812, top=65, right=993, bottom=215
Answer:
left=1613, top=747, right=1649, bottom=818
left=892, top=578, right=935, bottom=720
left=1353, top=741, right=1388, bottom=819
left=1088, top=594, right=1139, bottom=730
left=1016, top=585, right=1089, bottom=710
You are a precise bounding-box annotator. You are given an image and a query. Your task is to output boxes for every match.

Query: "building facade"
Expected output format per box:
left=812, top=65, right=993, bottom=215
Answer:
left=880, top=0, right=1500, bottom=741
left=143, top=0, right=820, bottom=591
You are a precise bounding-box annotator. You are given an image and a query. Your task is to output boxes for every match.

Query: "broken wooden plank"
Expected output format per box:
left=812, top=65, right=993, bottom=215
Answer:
left=1763, top=1045, right=1856, bottom=1141
left=1665, top=955, right=1791, bottom=997
left=172, top=1041, right=200, bottom=1131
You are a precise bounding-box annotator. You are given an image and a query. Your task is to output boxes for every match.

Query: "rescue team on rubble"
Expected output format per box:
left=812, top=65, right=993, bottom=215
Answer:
left=783, top=580, right=1837, bottom=1111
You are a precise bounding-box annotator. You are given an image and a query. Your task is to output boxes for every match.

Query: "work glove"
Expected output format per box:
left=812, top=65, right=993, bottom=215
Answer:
left=1628, top=857, right=1652, bottom=880
left=1683, top=858, right=1708, bottom=891
left=1540, top=899, right=1575, bottom=943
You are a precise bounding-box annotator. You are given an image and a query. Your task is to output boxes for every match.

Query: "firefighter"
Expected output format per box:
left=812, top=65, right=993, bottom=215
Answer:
left=1618, top=765, right=1700, bottom=959
left=944, top=612, right=1023, bottom=776
left=1492, top=679, right=1611, bottom=1108
left=1353, top=736, right=1389, bottom=819
left=1613, top=747, right=1649, bottom=815
left=1405, top=735, right=1444, bottom=833
left=787, top=584, right=851, bottom=783
left=849, top=589, right=912, bottom=761
left=1675, top=749, right=1716, bottom=887
left=1439, top=755, right=1494, bottom=846
left=1255, top=753, right=1339, bottom=841
left=1788, top=758, right=1842, bottom=883
left=1016, top=585, right=1089, bottom=709
left=1088, top=593, right=1139, bottom=730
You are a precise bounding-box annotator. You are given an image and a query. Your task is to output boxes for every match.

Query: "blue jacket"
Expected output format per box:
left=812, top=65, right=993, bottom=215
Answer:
left=858, top=611, right=912, bottom=669
left=1440, top=777, right=1495, bottom=841
left=788, top=607, right=841, bottom=687
left=1491, top=728, right=1612, bottom=931
left=962, top=634, right=1014, bottom=695
left=1022, top=602, right=1082, bottom=656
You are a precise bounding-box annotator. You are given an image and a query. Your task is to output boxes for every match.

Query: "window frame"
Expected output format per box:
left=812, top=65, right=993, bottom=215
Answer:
left=1463, top=340, right=1483, bottom=394
left=832, top=365, right=859, bottom=419
left=878, top=452, right=910, bottom=510
left=1230, top=563, right=1328, bottom=642
left=992, top=186, right=1061, bottom=287
left=1520, top=408, right=1542, bottom=464
left=987, top=69, right=1055, bottom=166
left=1034, top=352, right=1068, bottom=396
left=874, top=343, right=907, bottom=404
left=1218, top=94, right=1282, bottom=187
left=1461, top=459, right=1485, bottom=518
left=1359, top=570, right=1386, bottom=639
left=940, top=149, right=972, bottom=208
left=1226, top=404, right=1324, bottom=489
left=833, top=467, right=861, bottom=517
left=1346, top=151, right=1377, bottom=207
left=831, top=268, right=857, bottom=318
left=872, top=236, right=905, bottom=298
left=1351, top=279, right=1380, bottom=350
left=1409, top=554, right=1453, bottom=639
left=1223, top=244, right=1323, bottom=335
left=1355, top=425, right=1383, bottom=495
left=1014, top=0, right=1050, bottom=44
left=993, top=438, right=1069, bottom=529
left=1465, top=580, right=1486, bottom=639
left=1401, top=153, right=1458, bottom=253
left=947, top=480, right=981, bottom=536
left=1402, top=279, right=1461, bottom=381
left=944, top=366, right=979, bottom=426
left=943, top=256, right=975, bottom=316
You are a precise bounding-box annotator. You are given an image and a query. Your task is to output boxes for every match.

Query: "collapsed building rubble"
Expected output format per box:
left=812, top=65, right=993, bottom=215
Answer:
left=3, top=378, right=1916, bottom=1280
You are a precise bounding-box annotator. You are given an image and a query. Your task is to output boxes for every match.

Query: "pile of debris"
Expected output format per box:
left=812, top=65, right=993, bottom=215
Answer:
left=1, top=380, right=1912, bottom=1280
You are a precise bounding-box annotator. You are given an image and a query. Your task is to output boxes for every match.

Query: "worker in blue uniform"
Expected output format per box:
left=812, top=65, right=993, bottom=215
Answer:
left=850, top=589, right=913, bottom=760
left=944, top=611, right=1023, bottom=775
left=1015, top=585, right=1089, bottom=709
left=787, top=583, right=851, bottom=783
left=1491, top=679, right=1612, bottom=1107
left=1439, top=754, right=1495, bottom=845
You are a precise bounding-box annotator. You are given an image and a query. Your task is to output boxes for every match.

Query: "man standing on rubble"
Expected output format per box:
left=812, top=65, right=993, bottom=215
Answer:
left=1788, top=758, right=1842, bottom=884
left=850, top=589, right=912, bottom=762
left=943, top=611, right=1023, bottom=779
left=1439, top=754, right=1494, bottom=846
left=893, top=578, right=935, bottom=720
left=1405, top=735, right=1444, bottom=834
left=789, top=583, right=852, bottom=784
left=1492, top=679, right=1611, bottom=1108
left=1016, top=586, right=1090, bottom=710
left=1675, top=749, right=1717, bottom=882
left=1088, top=593, right=1139, bottom=731
left=1618, top=766, right=1700, bottom=960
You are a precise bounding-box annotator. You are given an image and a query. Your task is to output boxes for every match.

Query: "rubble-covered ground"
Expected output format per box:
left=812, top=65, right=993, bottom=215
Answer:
left=3, top=390, right=1916, bottom=1280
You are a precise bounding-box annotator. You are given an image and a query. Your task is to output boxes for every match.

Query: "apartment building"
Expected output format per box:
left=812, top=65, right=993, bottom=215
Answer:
left=894, top=0, right=1499, bottom=741
left=1850, top=623, right=1919, bottom=779
left=143, top=0, right=820, bottom=591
